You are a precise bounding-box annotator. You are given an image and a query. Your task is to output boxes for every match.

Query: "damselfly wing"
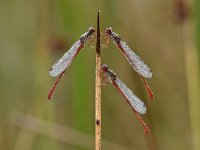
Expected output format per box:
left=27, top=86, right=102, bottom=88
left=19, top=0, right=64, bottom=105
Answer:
left=48, top=27, right=95, bottom=100
left=105, top=28, right=154, bottom=99
left=50, top=27, right=95, bottom=77
left=105, top=28, right=152, bottom=79
left=101, top=64, right=149, bottom=134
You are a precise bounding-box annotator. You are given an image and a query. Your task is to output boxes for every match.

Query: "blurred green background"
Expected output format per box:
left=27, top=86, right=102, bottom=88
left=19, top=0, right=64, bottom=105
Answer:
left=0, top=0, right=200, bottom=150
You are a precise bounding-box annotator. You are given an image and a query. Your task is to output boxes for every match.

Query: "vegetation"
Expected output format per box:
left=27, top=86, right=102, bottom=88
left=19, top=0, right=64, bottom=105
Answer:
left=0, top=0, right=199, bottom=149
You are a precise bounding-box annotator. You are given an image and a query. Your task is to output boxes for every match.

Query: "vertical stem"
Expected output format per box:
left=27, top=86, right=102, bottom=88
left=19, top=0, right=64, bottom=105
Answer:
left=95, top=10, right=101, bottom=150
left=178, top=1, right=200, bottom=149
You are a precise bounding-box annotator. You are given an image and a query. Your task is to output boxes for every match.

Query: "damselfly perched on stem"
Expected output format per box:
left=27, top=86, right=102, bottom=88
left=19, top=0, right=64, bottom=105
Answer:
left=104, top=28, right=154, bottom=99
left=48, top=12, right=154, bottom=150
left=48, top=27, right=95, bottom=100
left=48, top=27, right=154, bottom=100
left=101, top=64, right=150, bottom=135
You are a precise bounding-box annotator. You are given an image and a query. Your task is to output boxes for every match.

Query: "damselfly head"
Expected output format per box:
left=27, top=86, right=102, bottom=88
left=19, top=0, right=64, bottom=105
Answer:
left=101, top=64, right=117, bottom=81
left=88, top=27, right=95, bottom=33
left=80, top=27, right=96, bottom=44
left=101, top=64, right=109, bottom=72
left=105, top=27, right=120, bottom=44
left=105, top=27, right=112, bottom=35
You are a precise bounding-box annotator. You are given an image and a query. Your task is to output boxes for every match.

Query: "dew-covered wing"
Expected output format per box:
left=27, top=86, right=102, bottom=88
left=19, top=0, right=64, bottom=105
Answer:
left=120, top=41, right=152, bottom=78
left=115, top=78, right=147, bottom=114
left=50, top=40, right=82, bottom=77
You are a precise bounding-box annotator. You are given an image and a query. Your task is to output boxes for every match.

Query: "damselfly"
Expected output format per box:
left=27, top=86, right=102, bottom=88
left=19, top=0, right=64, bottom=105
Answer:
left=104, top=28, right=154, bottom=99
left=48, top=27, right=95, bottom=100
left=101, top=64, right=150, bottom=134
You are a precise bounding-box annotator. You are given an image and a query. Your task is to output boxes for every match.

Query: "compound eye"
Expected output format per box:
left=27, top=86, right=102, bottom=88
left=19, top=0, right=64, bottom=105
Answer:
left=101, top=64, right=108, bottom=72
left=89, top=27, right=96, bottom=33
left=105, top=27, right=112, bottom=34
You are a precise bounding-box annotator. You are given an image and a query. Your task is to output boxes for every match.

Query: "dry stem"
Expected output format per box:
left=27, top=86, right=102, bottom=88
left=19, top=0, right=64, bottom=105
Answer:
left=95, top=10, right=101, bottom=150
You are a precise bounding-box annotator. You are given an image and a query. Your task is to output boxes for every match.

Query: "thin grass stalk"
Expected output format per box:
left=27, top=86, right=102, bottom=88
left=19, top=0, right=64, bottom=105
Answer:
left=182, top=2, right=200, bottom=149
left=95, top=10, right=101, bottom=150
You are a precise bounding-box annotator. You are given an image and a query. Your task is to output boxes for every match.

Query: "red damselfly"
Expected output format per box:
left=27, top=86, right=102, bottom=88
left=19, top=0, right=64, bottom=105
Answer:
left=48, top=27, right=95, bottom=100
left=105, top=28, right=154, bottom=99
left=101, top=64, right=150, bottom=134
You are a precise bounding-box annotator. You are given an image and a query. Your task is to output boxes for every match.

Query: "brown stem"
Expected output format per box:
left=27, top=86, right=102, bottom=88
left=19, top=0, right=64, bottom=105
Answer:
left=95, top=10, right=101, bottom=150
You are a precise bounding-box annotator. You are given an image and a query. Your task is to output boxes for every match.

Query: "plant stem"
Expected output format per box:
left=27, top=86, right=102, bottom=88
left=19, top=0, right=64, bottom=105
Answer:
left=183, top=8, right=200, bottom=150
left=95, top=10, right=101, bottom=150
